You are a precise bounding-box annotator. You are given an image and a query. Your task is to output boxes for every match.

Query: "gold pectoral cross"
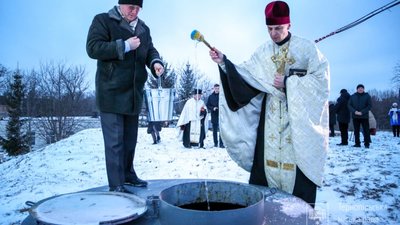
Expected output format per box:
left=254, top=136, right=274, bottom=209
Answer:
left=271, top=43, right=295, bottom=75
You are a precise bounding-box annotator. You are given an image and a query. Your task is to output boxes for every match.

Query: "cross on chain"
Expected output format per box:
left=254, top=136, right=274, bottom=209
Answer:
left=271, top=44, right=295, bottom=75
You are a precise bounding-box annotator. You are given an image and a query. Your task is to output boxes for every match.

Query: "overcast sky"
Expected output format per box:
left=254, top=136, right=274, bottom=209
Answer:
left=0, top=0, right=399, bottom=100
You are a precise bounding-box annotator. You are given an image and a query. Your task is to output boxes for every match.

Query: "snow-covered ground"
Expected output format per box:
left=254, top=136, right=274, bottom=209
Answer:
left=0, top=128, right=399, bottom=225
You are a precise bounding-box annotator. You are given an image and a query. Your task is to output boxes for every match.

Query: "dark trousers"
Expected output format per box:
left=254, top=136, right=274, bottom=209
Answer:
left=212, top=122, right=224, bottom=147
left=392, top=125, right=400, bottom=137
left=329, top=124, right=335, bottom=137
left=182, top=121, right=205, bottom=147
left=182, top=123, right=191, bottom=147
left=100, top=112, right=139, bottom=188
left=338, top=122, right=349, bottom=144
left=352, top=118, right=370, bottom=146
left=150, top=126, right=160, bottom=143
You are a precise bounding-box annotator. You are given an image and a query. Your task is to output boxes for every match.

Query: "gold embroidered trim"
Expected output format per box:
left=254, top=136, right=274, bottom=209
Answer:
left=266, top=160, right=295, bottom=171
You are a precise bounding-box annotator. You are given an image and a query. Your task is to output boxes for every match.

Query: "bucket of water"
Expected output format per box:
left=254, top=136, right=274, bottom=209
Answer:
left=144, top=88, right=175, bottom=121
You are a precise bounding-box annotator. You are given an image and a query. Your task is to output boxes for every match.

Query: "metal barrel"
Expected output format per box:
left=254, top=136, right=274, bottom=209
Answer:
left=159, top=181, right=265, bottom=225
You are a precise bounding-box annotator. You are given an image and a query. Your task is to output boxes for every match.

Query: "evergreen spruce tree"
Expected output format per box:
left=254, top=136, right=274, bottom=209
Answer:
left=2, top=70, right=29, bottom=155
left=176, top=62, right=197, bottom=113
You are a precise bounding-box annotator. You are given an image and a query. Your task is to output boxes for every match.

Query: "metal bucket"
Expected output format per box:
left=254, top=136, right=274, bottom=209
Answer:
left=159, top=181, right=265, bottom=225
left=144, top=88, right=175, bottom=121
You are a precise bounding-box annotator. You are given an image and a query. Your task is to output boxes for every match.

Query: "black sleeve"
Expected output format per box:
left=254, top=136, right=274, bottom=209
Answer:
left=220, top=56, right=261, bottom=112
left=206, top=96, right=212, bottom=111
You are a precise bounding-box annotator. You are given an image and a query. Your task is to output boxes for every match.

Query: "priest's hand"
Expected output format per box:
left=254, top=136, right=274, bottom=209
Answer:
left=209, top=47, right=224, bottom=64
left=273, top=73, right=285, bottom=88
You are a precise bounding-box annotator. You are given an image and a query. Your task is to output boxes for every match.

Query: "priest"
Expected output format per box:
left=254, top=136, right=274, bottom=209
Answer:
left=209, top=1, right=330, bottom=205
left=177, top=89, right=208, bottom=149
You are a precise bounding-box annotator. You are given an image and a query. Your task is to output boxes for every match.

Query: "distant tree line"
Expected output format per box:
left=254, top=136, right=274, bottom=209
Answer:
left=0, top=59, right=214, bottom=156
left=0, top=59, right=398, bottom=156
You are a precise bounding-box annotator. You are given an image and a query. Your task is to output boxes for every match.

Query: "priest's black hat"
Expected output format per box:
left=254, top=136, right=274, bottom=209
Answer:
left=192, top=89, right=202, bottom=95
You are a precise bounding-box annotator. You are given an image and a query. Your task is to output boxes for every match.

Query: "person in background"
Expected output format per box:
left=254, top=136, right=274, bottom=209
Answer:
left=334, top=89, right=351, bottom=146
left=328, top=101, right=336, bottom=137
left=369, top=111, right=377, bottom=136
left=348, top=84, right=372, bottom=148
left=208, top=1, right=329, bottom=206
left=147, top=121, right=162, bottom=144
left=86, top=0, right=164, bottom=193
left=206, top=84, right=225, bottom=148
left=388, top=102, right=400, bottom=137
left=177, top=89, right=208, bottom=149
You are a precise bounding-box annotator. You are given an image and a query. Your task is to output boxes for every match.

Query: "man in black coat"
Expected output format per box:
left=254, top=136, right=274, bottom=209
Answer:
left=334, top=89, right=351, bottom=145
left=348, top=84, right=372, bottom=148
left=206, top=84, right=224, bottom=148
left=328, top=101, right=336, bottom=137
left=86, top=0, right=164, bottom=193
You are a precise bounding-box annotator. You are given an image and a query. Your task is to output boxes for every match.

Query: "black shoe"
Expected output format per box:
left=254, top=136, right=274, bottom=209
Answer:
left=352, top=144, right=361, bottom=147
left=214, top=144, right=218, bottom=147
left=152, top=141, right=157, bottom=144
left=109, top=186, right=133, bottom=194
left=336, top=143, right=348, bottom=146
left=125, top=177, right=148, bottom=187
left=365, top=145, right=370, bottom=148
left=219, top=145, right=225, bottom=148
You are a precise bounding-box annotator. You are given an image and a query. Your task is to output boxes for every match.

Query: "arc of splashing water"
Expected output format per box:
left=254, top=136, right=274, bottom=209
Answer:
left=204, top=180, right=211, bottom=211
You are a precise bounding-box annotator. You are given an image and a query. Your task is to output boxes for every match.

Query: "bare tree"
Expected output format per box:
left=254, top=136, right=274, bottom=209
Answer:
left=369, top=89, right=398, bottom=130
left=33, top=61, right=89, bottom=143
left=391, top=61, right=400, bottom=90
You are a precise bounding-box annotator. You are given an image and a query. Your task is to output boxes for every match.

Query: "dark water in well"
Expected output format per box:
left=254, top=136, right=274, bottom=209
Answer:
left=179, top=202, right=246, bottom=211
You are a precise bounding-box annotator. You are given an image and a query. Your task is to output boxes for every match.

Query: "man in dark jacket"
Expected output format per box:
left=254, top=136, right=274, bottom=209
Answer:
left=86, top=0, right=164, bottom=193
left=328, top=101, right=336, bottom=137
left=334, top=89, right=351, bottom=145
left=206, top=84, right=224, bottom=148
left=348, top=84, right=372, bottom=148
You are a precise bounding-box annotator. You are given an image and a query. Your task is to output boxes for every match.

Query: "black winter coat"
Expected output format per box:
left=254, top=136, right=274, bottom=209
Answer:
left=329, top=103, right=336, bottom=125
left=86, top=6, right=163, bottom=115
left=348, top=92, right=372, bottom=119
left=206, top=92, right=220, bottom=124
left=334, top=91, right=351, bottom=123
